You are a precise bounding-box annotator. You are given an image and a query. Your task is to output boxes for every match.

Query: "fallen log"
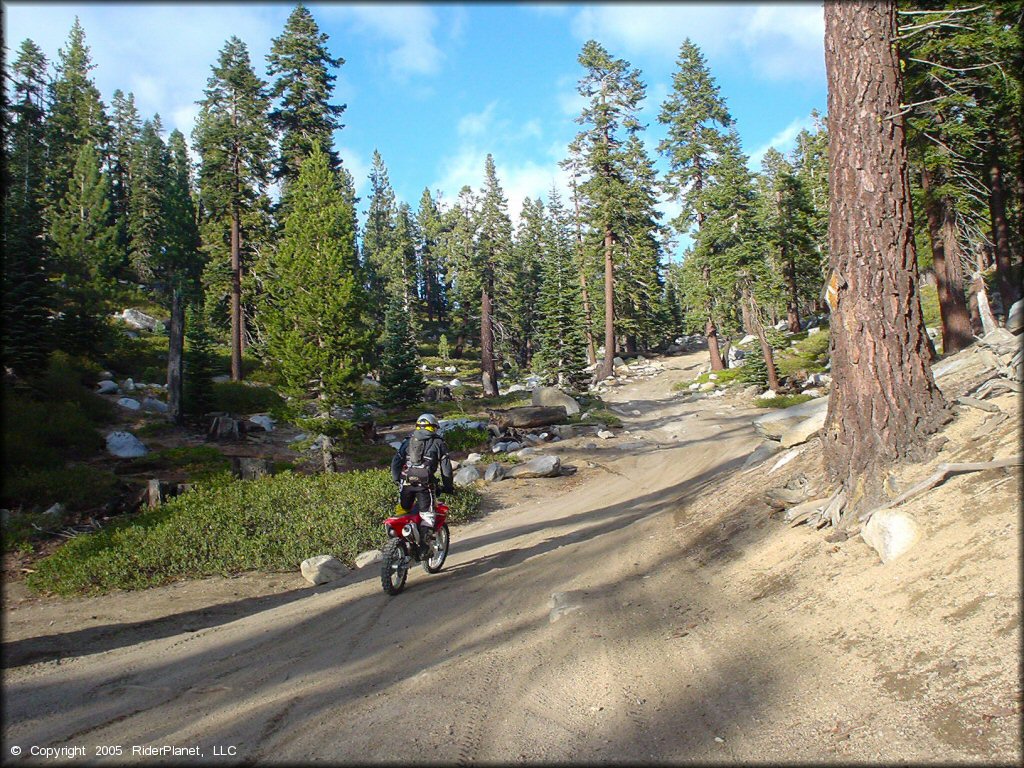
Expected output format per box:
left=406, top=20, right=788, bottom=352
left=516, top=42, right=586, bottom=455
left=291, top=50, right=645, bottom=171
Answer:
left=490, top=405, right=567, bottom=429
left=860, top=456, right=1022, bottom=523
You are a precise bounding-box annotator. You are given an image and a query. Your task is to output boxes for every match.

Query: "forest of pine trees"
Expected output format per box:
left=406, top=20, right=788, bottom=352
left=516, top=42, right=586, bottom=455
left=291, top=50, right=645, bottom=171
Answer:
left=2, top=2, right=1020, bottom=420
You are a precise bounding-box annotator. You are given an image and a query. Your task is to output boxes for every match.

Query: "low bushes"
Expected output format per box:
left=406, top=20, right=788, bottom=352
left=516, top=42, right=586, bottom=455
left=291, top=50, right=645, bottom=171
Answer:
left=211, top=381, right=284, bottom=414
left=443, top=426, right=491, bottom=452
left=754, top=394, right=816, bottom=409
left=26, top=469, right=482, bottom=596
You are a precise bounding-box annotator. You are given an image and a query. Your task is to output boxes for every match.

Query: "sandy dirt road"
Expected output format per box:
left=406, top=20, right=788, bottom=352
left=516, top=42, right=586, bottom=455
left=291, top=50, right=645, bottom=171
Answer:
left=4, top=350, right=1020, bottom=764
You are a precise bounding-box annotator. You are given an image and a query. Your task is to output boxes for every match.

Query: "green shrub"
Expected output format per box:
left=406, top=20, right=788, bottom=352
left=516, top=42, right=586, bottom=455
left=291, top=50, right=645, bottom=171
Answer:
left=443, top=426, right=490, bottom=452
left=572, top=407, right=622, bottom=428
left=919, top=284, right=941, bottom=330
left=754, top=394, right=816, bottom=409
left=26, top=470, right=482, bottom=596
left=211, top=381, right=284, bottom=415
left=102, top=332, right=169, bottom=379
left=740, top=349, right=769, bottom=387
left=776, top=330, right=831, bottom=378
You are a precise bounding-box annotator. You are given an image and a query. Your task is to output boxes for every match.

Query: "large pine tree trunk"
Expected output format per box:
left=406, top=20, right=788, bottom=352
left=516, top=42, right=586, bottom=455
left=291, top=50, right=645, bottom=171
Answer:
left=480, top=282, right=499, bottom=396
left=747, top=291, right=780, bottom=391
left=572, top=187, right=597, bottom=366
left=822, top=0, right=949, bottom=516
left=230, top=205, right=243, bottom=382
left=921, top=168, right=973, bottom=354
left=985, top=137, right=1020, bottom=309
left=167, top=286, right=185, bottom=425
left=596, top=228, right=616, bottom=381
left=706, top=317, right=725, bottom=371
left=785, top=246, right=802, bottom=333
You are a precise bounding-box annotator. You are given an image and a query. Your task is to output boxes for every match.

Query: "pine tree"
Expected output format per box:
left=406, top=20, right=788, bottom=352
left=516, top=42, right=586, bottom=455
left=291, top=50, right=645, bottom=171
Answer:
left=792, top=112, right=830, bottom=278
left=267, top=3, right=345, bottom=198
left=572, top=40, right=646, bottom=380
left=438, top=185, right=481, bottom=360
left=500, top=196, right=545, bottom=371
left=47, top=142, right=118, bottom=355
left=184, top=305, right=218, bottom=416
left=416, top=188, right=447, bottom=324
left=260, top=146, right=371, bottom=406
left=3, top=39, right=53, bottom=373
left=534, top=188, right=589, bottom=391
left=657, top=38, right=734, bottom=369
left=193, top=36, right=273, bottom=381
left=476, top=154, right=513, bottom=396
left=128, top=117, right=169, bottom=283
left=379, top=297, right=425, bottom=407
left=361, top=149, right=398, bottom=329
left=45, top=18, right=110, bottom=214
left=109, top=90, right=141, bottom=265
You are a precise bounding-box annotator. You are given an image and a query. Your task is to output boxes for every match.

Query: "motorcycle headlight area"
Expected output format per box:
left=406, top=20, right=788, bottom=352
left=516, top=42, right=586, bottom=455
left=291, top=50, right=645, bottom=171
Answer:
left=402, top=523, right=417, bottom=540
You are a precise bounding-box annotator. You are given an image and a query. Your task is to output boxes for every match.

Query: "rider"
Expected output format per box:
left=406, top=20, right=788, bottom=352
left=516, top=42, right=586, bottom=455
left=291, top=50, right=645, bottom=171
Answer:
left=391, top=413, right=454, bottom=551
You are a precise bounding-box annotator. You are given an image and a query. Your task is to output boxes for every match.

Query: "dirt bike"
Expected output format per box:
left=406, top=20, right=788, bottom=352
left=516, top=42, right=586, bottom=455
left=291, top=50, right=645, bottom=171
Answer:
left=380, top=501, right=450, bottom=595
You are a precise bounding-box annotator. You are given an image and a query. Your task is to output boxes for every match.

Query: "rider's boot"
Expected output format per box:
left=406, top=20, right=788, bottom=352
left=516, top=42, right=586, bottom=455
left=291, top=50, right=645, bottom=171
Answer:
left=419, top=524, right=435, bottom=556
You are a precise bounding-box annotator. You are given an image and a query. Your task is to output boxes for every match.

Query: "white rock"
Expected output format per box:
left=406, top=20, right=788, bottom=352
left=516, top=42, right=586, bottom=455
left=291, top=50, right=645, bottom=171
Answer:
left=96, top=380, right=119, bottom=394
left=361, top=376, right=381, bottom=388
left=807, top=327, right=821, bottom=335
left=688, top=383, right=700, bottom=391
left=120, top=308, right=164, bottom=332
left=454, top=465, right=481, bottom=486
left=464, top=452, right=482, bottom=465
left=516, top=447, right=538, bottom=458
left=122, top=377, right=136, bottom=392
left=597, top=430, right=615, bottom=440
left=300, top=555, right=348, bottom=585
left=117, top=397, right=141, bottom=411
left=449, top=378, right=462, bottom=387
left=387, top=440, right=403, bottom=450
left=141, top=397, right=168, bottom=413
left=532, top=386, right=581, bottom=416
left=861, top=510, right=920, bottom=564
left=355, top=550, right=381, bottom=569
left=699, top=381, right=716, bottom=392
left=708, top=373, right=718, bottom=381
left=106, top=431, right=148, bottom=458
left=803, top=388, right=822, bottom=398
left=43, top=502, right=66, bottom=519
left=758, top=389, right=778, bottom=400
left=505, top=455, right=561, bottom=479
left=752, top=396, right=829, bottom=441
left=213, top=374, right=231, bottom=383
left=248, top=414, right=275, bottom=432
left=483, top=463, right=506, bottom=482
left=739, top=334, right=758, bottom=346
left=780, top=410, right=827, bottom=448
left=1006, top=298, right=1023, bottom=334
left=768, top=448, right=801, bottom=474
left=613, top=356, right=626, bottom=368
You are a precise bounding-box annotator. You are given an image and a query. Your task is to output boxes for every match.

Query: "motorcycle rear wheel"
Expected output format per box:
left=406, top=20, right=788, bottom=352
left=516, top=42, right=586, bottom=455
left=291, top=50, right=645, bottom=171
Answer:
left=381, top=539, right=409, bottom=595
left=423, top=524, right=449, bottom=574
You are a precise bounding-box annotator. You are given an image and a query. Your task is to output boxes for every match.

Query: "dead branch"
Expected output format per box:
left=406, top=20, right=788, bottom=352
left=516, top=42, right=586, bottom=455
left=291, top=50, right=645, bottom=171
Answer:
left=860, top=456, right=1022, bottom=522
left=955, top=395, right=1002, bottom=413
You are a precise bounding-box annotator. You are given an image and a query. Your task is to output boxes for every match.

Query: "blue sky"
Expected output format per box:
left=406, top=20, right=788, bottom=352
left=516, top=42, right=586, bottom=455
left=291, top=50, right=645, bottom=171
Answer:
left=4, top=2, right=826, bottom=258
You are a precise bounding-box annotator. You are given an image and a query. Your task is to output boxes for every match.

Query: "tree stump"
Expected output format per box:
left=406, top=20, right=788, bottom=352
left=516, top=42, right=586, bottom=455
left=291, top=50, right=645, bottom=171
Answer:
left=147, top=479, right=174, bottom=508
left=231, top=457, right=275, bottom=480
left=207, top=415, right=240, bottom=442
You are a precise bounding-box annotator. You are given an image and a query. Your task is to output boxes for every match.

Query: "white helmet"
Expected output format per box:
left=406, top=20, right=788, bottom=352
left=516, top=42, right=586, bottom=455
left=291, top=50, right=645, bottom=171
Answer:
left=416, top=413, right=439, bottom=429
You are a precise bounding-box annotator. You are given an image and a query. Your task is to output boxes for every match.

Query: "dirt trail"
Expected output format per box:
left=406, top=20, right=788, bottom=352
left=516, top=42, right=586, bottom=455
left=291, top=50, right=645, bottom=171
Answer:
left=3, top=350, right=1020, bottom=764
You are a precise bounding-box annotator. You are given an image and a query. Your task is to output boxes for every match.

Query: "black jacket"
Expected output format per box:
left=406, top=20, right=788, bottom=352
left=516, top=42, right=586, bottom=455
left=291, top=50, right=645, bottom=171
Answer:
left=391, top=427, right=454, bottom=492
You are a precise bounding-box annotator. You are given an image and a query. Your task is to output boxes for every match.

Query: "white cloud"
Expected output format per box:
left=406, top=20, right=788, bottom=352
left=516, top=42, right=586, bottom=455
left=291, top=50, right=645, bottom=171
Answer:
left=458, top=101, right=500, bottom=137
left=748, top=115, right=816, bottom=168
left=568, top=2, right=824, bottom=83
left=337, top=145, right=370, bottom=198
left=5, top=3, right=284, bottom=137
left=317, top=4, right=444, bottom=79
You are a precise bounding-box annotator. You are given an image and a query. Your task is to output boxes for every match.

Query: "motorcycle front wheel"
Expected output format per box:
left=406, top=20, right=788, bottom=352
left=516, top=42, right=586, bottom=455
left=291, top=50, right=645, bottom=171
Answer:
left=381, top=539, right=409, bottom=595
left=423, top=524, right=450, bottom=574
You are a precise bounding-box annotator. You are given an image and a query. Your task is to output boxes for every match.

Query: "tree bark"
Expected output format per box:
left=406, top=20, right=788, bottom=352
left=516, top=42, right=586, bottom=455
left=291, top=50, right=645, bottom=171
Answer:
left=571, top=177, right=597, bottom=366
left=230, top=206, right=243, bottom=381
left=747, top=292, right=780, bottom=391
left=596, top=227, right=616, bottom=381
left=984, top=136, right=1020, bottom=309
left=920, top=168, right=972, bottom=354
left=785, top=245, right=802, bottom=333
left=822, top=0, right=949, bottom=516
left=706, top=317, right=725, bottom=371
left=480, top=282, right=499, bottom=396
left=167, top=286, right=185, bottom=425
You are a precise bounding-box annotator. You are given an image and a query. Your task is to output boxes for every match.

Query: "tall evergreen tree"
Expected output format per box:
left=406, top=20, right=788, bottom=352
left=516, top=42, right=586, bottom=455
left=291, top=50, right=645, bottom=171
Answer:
left=193, top=36, right=273, bottom=381
left=572, top=40, right=646, bottom=380
left=823, top=0, right=948, bottom=520
left=362, top=149, right=398, bottom=328
left=108, top=89, right=141, bottom=264
left=792, top=112, right=830, bottom=279
left=379, top=296, right=425, bottom=406
left=416, top=187, right=448, bottom=325
left=500, top=196, right=545, bottom=371
left=266, top=3, right=345, bottom=198
left=438, top=185, right=481, bottom=360
left=45, top=18, right=110, bottom=213
left=47, top=141, right=118, bottom=355
left=260, top=146, right=371, bottom=406
left=3, top=39, right=53, bottom=372
left=534, top=188, right=589, bottom=391
left=475, top=154, right=513, bottom=395
left=657, top=38, right=734, bottom=369
left=128, top=117, right=168, bottom=283
left=183, top=304, right=218, bottom=416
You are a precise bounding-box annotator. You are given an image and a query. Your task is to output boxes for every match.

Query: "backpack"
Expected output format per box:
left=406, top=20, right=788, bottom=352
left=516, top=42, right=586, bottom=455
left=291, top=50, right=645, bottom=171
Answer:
left=403, top=432, right=437, bottom=488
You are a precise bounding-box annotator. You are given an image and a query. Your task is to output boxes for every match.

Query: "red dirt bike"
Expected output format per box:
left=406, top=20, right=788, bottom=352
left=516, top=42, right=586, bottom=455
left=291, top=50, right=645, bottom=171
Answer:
left=380, top=502, right=450, bottom=595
